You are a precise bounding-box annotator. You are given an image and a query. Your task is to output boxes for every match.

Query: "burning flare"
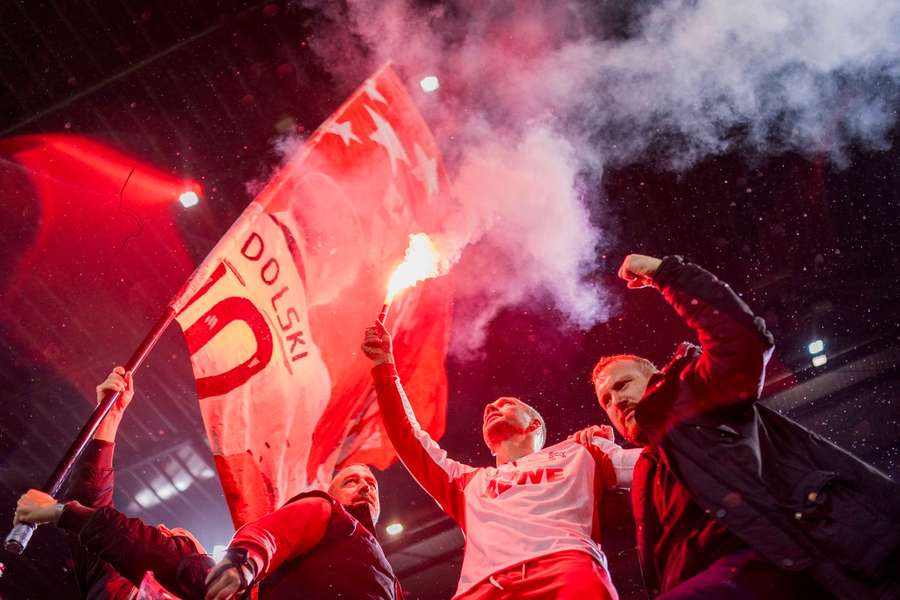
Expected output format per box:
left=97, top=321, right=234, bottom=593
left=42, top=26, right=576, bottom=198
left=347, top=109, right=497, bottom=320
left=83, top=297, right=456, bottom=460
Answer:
left=386, top=233, right=442, bottom=302
left=379, top=233, right=442, bottom=322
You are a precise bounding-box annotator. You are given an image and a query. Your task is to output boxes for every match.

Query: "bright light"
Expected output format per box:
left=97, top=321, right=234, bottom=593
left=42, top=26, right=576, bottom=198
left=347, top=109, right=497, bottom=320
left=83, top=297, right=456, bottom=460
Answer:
left=812, top=354, right=827, bottom=367
left=133, top=488, right=160, bottom=509
left=212, top=545, right=228, bottom=562
left=420, top=75, right=440, bottom=93
left=385, top=523, right=404, bottom=536
left=808, top=339, right=824, bottom=354
left=385, top=233, right=442, bottom=303
left=179, top=191, right=200, bottom=208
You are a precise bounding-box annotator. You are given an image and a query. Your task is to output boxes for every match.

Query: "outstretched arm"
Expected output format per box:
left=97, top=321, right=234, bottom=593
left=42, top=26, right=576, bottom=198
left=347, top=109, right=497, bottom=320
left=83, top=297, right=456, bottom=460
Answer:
left=15, top=490, right=206, bottom=597
left=652, top=255, right=773, bottom=407
left=362, top=322, right=476, bottom=527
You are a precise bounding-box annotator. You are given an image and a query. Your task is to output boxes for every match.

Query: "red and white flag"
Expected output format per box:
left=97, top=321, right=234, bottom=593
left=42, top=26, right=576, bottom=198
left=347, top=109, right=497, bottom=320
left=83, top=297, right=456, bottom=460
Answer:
left=173, top=65, right=454, bottom=527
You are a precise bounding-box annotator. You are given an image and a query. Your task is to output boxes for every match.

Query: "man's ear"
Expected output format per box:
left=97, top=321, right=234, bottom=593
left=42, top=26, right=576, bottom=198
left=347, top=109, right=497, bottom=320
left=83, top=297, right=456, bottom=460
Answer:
left=527, top=419, right=542, bottom=433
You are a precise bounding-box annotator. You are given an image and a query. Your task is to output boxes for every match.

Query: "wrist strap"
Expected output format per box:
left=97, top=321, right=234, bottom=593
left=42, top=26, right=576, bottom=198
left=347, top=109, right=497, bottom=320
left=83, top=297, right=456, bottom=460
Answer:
left=208, top=547, right=255, bottom=593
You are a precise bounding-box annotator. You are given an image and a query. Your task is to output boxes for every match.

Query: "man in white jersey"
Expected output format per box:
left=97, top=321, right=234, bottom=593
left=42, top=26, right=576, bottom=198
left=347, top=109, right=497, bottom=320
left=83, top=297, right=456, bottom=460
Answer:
left=362, top=321, right=641, bottom=600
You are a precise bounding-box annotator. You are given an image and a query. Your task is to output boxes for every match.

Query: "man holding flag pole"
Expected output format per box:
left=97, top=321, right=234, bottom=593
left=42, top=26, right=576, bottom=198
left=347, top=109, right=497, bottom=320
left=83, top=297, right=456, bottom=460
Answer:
left=13, top=367, right=211, bottom=599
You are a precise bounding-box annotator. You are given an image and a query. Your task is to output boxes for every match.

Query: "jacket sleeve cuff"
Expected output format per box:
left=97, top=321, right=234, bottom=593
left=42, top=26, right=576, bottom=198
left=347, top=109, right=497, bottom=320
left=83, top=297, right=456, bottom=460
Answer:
left=371, top=362, right=398, bottom=383
left=57, top=501, right=96, bottom=534
left=651, top=255, right=685, bottom=289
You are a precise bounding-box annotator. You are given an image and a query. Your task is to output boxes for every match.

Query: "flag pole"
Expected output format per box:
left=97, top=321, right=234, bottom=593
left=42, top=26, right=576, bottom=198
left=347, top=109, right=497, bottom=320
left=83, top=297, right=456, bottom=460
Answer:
left=4, top=306, right=177, bottom=555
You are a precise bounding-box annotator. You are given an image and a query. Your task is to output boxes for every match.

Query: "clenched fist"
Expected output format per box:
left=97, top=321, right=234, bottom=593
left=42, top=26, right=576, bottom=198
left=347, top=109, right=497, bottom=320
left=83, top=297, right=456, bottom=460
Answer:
left=14, top=489, right=61, bottom=527
left=96, top=367, right=134, bottom=412
left=361, top=320, right=394, bottom=366
left=617, top=254, right=662, bottom=289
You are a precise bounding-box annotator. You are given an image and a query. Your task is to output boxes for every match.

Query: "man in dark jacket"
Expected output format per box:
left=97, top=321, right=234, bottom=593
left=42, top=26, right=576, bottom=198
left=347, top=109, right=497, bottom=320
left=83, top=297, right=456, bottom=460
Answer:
left=587, top=254, right=900, bottom=599
left=14, top=368, right=212, bottom=599
left=204, top=463, right=401, bottom=600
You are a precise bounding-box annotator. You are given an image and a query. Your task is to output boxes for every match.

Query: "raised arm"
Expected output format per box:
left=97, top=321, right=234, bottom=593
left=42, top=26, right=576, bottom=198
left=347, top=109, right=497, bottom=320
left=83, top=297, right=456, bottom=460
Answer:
left=651, top=255, right=774, bottom=405
left=62, top=367, right=134, bottom=508
left=621, top=254, right=774, bottom=409
left=362, top=322, right=476, bottom=527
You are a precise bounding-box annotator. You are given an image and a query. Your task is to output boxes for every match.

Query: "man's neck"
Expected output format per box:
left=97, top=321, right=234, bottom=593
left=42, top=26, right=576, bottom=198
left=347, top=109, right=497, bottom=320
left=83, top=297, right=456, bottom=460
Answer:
left=344, top=502, right=376, bottom=535
left=494, top=436, right=536, bottom=466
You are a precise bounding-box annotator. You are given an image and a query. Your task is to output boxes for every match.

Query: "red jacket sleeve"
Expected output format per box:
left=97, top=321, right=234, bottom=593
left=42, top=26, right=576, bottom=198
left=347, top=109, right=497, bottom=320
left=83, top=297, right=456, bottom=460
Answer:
left=228, top=494, right=332, bottom=581
left=372, top=362, right=477, bottom=529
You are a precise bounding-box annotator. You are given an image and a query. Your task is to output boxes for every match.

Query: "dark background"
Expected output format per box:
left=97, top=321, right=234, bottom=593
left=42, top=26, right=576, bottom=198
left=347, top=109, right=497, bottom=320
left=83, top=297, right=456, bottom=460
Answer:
left=0, top=2, right=898, bottom=599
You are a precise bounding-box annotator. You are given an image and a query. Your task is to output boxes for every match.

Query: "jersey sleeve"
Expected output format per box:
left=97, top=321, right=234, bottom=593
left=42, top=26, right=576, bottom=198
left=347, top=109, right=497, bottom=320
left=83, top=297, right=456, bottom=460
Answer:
left=372, top=362, right=478, bottom=528
left=589, top=437, right=642, bottom=488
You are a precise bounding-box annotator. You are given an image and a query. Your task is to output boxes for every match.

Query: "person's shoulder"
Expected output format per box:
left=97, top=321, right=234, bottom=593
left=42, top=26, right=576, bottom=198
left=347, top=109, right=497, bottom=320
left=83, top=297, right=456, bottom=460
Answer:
left=540, top=438, right=587, bottom=459
left=282, top=490, right=335, bottom=512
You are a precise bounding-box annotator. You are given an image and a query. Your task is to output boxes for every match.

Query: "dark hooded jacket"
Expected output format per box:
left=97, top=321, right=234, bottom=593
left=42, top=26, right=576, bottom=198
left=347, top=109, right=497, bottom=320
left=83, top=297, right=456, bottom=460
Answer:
left=60, top=439, right=212, bottom=599
left=631, top=256, right=900, bottom=599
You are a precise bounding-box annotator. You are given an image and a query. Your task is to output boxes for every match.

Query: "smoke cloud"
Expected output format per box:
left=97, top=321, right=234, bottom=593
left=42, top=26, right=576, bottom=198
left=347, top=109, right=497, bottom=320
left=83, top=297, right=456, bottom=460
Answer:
left=294, top=0, right=900, bottom=355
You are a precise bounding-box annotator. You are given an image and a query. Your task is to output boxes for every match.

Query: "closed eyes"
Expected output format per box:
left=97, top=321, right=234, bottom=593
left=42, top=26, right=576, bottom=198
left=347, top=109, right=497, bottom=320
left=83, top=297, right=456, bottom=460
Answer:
left=612, top=378, right=633, bottom=392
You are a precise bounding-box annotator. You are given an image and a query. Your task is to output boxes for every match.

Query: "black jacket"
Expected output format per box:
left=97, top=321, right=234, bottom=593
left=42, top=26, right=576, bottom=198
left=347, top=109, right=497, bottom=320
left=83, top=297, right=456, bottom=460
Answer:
left=60, top=440, right=212, bottom=599
left=255, top=491, right=401, bottom=599
left=632, top=256, right=900, bottom=599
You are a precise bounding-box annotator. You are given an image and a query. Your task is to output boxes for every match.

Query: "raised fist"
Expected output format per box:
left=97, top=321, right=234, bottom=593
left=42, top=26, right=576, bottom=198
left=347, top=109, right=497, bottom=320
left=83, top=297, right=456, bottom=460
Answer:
left=362, top=320, right=394, bottom=365
left=617, top=254, right=662, bottom=289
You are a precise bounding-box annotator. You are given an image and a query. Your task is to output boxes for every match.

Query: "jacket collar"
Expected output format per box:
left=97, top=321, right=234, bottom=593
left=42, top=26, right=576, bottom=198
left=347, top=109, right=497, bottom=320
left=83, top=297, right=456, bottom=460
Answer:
left=641, top=342, right=700, bottom=398
left=663, top=342, right=701, bottom=373
left=345, top=501, right=378, bottom=537
left=635, top=342, right=701, bottom=442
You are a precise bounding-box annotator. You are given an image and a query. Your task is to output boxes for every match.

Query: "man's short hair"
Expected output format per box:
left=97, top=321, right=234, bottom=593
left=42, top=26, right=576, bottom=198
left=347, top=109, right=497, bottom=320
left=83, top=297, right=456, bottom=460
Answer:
left=591, top=354, right=658, bottom=386
left=518, top=400, right=547, bottom=450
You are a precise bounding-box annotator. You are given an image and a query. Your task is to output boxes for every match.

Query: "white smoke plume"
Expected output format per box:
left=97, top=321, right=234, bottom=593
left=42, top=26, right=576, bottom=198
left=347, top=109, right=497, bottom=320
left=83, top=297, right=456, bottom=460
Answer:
left=294, top=0, right=900, bottom=355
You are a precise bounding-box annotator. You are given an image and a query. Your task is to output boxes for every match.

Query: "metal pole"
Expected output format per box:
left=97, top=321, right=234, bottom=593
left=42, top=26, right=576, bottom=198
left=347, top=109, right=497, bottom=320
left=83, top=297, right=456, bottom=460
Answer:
left=4, top=306, right=177, bottom=555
